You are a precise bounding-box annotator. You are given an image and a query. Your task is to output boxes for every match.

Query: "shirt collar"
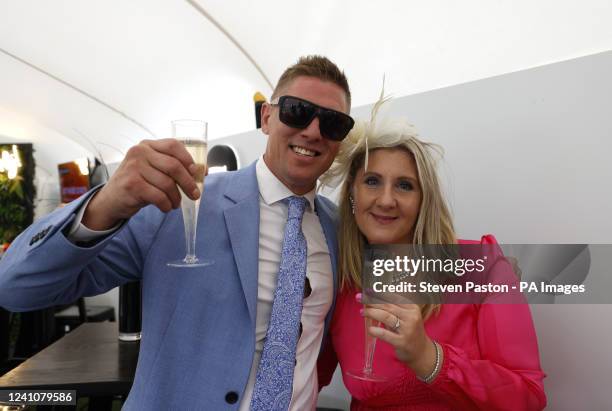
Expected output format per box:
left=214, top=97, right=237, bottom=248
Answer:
left=256, top=156, right=316, bottom=211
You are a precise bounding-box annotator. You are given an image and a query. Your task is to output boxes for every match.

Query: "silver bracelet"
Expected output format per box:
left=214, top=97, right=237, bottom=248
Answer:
left=417, top=340, right=442, bottom=384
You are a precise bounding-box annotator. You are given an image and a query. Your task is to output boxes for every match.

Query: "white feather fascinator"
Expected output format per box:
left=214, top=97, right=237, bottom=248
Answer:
left=319, top=92, right=422, bottom=190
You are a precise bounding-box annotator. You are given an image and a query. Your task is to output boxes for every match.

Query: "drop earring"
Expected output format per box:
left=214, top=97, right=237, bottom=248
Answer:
left=349, top=195, right=355, bottom=215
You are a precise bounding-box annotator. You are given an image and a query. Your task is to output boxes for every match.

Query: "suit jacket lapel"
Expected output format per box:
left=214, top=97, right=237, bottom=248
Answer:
left=222, top=168, right=339, bottom=330
left=224, top=162, right=260, bottom=325
left=314, top=196, right=339, bottom=337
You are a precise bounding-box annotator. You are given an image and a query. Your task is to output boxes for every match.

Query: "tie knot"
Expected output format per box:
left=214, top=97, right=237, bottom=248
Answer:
left=285, top=196, right=308, bottom=221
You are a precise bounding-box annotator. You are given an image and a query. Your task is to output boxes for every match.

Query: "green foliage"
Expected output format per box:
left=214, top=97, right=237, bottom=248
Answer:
left=0, top=144, right=33, bottom=244
left=0, top=173, right=27, bottom=243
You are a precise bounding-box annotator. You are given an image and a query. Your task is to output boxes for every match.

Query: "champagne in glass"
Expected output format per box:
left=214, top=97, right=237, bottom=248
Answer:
left=167, top=120, right=214, bottom=268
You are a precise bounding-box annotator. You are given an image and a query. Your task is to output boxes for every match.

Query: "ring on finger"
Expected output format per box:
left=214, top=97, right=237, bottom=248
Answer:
left=392, top=315, right=401, bottom=332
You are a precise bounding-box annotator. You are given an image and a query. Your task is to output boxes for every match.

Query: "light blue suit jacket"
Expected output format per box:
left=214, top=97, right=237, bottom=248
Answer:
left=0, top=161, right=339, bottom=410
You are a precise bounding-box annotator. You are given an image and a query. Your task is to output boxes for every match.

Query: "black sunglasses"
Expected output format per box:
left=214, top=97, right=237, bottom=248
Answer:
left=271, top=95, right=355, bottom=141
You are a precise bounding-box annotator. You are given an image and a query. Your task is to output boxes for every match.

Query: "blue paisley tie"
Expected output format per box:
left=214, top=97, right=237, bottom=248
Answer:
left=250, top=196, right=308, bottom=411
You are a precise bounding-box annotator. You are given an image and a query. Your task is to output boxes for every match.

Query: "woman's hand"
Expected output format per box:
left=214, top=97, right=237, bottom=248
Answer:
left=360, top=295, right=438, bottom=379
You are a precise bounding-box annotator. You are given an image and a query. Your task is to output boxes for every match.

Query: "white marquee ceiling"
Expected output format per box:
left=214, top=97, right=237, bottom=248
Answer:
left=1, top=0, right=611, bottom=172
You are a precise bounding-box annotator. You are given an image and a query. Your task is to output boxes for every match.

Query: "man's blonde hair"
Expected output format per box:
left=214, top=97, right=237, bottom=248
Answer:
left=272, top=55, right=351, bottom=109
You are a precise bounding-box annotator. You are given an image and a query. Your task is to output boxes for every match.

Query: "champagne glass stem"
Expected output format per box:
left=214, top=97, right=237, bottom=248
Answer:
left=347, top=305, right=387, bottom=381
left=363, top=316, right=379, bottom=375
left=181, top=197, right=199, bottom=264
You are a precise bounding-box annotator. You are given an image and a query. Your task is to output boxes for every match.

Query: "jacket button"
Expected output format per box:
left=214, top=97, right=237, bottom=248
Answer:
left=225, top=391, right=239, bottom=404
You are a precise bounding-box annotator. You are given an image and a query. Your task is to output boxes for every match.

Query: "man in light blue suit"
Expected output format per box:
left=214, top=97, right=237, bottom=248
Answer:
left=0, top=56, right=354, bottom=410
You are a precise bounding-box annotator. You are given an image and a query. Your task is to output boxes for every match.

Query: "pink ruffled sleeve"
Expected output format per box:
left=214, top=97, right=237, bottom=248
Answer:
left=428, top=304, right=546, bottom=410
left=426, top=235, right=547, bottom=410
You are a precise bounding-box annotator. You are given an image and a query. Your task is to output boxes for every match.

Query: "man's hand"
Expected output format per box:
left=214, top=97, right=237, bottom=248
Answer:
left=82, top=139, right=201, bottom=231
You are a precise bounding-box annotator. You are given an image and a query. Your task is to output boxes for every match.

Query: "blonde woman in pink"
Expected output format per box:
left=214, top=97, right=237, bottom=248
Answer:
left=318, top=100, right=546, bottom=410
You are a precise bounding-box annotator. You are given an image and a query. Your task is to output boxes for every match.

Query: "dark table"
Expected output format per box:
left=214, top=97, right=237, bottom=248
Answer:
left=0, top=322, right=139, bottom=409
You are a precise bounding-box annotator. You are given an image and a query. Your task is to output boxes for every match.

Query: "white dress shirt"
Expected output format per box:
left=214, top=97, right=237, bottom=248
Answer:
left=240, top=158, right=333, bottom=410
left=69, top=158, right=334, bottom=410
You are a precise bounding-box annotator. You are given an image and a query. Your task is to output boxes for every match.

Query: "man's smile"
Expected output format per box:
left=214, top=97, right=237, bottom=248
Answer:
left=290, top=144, right=320, bottom=157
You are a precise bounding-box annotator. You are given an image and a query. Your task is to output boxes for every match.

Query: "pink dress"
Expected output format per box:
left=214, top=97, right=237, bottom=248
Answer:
left=318, top=236, right=547, bottom=410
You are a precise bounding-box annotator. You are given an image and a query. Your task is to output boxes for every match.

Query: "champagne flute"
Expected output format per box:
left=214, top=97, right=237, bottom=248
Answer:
left=347, top=295, right=389, bottom=382
left=167, top=119, right=214, bottom=268
left=347, top=248, right=389, bottom=381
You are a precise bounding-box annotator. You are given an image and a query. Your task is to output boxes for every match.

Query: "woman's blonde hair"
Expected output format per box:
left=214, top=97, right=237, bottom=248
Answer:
left=320, top=97, right=457, bottom=319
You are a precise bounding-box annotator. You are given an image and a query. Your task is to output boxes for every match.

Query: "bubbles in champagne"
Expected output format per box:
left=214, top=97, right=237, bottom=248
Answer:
left=177, top=140, right=207, bottom=249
